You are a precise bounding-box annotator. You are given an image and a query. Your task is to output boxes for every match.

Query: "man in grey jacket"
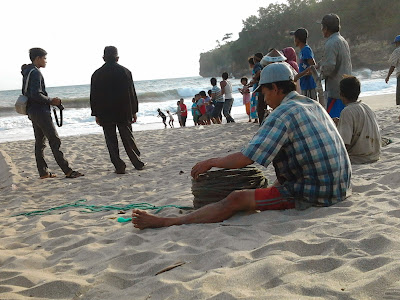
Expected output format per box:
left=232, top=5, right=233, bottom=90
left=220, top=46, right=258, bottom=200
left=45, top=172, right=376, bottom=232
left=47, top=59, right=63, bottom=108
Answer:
left=319, top=13, right=352, bottom=118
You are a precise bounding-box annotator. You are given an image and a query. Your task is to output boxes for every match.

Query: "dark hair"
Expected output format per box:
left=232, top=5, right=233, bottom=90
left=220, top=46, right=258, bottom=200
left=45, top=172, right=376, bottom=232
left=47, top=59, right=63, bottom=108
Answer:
left=104, top=46, right=118, bottom=62
left=254, top=52, right=263, bottom=59
left=241, top=77, right=248, bottom=84
left=294, top=28, right=308, bottom=44
left=322, top=23, right=340, bottom=33
left=207, top=89, right=212, bottom=95
left=222, top=72, right=229, bottom=80
left=211, top=77, right=217, bottom=86
left=263, top=81, right=296, bottom=94
left=321, top=14, right=340, bottom=33
left=248, top=57, right=255, bottom=65
left=29, top=48, right=47, bottom=62
left=199, top=91, right=206, bottom=97
left=340, top=75, right=360, bottom=102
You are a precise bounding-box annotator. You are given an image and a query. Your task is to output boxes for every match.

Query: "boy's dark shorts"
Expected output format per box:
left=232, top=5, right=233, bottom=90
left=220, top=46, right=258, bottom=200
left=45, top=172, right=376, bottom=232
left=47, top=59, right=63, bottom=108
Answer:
left=212, top=102, right=224, bottom=118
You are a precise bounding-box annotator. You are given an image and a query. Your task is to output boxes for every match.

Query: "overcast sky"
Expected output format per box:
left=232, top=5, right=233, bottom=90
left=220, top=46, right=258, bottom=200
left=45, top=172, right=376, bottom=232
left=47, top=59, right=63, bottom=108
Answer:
left=0, top=0, right=283, bottom=91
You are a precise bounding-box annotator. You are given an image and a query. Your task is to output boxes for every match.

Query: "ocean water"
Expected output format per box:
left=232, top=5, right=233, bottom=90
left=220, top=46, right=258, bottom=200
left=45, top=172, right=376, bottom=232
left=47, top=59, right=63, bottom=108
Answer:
left=0, top=70, right=397, bottom=143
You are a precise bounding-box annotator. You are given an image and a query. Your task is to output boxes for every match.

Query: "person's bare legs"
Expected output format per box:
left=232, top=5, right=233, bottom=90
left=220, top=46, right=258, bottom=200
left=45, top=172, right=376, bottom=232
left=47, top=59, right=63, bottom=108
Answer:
left=132, top=190, right=256, bottom=229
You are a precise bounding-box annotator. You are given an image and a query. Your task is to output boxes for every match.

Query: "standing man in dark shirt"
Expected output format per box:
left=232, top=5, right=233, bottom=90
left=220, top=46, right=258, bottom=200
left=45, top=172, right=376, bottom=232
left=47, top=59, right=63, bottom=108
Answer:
left=90, top=46, right=145, bottom=174
left=22, top=48, right=83, bottom=179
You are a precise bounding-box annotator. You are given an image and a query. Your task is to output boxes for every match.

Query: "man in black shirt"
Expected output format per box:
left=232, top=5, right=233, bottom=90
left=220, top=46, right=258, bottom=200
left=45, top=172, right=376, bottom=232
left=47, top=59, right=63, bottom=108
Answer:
left=90, top=46, right=145, bottom=174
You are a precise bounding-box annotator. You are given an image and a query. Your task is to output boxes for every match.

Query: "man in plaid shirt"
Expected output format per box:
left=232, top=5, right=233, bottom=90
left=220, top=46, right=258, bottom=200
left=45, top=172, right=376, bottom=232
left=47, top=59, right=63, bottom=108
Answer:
left=131, top=63, right=351, bottom=230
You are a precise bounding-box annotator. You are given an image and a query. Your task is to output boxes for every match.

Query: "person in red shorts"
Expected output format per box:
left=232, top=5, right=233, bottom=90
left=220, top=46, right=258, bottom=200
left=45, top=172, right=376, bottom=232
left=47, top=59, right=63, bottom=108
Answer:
left=132, top=63, right=351, bottom=230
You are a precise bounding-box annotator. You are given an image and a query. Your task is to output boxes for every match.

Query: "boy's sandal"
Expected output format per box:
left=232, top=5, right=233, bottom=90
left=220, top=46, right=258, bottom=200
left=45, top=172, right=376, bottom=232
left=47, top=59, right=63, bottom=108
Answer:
left=65, top=171, right=84, bottom=178
left=40, top=172, right=57, bottom=179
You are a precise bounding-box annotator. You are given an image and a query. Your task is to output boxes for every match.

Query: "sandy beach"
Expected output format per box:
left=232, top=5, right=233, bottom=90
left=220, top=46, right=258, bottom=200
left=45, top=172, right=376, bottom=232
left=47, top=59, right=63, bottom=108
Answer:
left=1, top=93, right=400, bottom=299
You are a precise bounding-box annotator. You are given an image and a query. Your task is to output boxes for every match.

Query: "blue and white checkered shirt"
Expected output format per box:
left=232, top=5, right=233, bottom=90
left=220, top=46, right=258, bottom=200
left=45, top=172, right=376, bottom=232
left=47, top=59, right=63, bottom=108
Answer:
left=242, top=91, right=351, bottom=207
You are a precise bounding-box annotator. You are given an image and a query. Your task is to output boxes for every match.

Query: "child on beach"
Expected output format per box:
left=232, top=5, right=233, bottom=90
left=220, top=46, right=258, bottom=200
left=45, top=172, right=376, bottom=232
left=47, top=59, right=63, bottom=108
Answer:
left=202, top=90, right=214, bottom=123
left=248, top=57, right=259, bottom=124
left=207, top=90, right=216, bottom=120
left=176, top=101, right=182, bottom=127
left=191, top=98, right=200, bottom=125
left=166, top=110, right=174, bottom=128
left=334, top=76, right=381, bottom=164
left=282, top=47, right=299, bottom=73
left=157, top=108, right=167, bottom=128
left=290, top=28, right=318, bottom=100
left=239, top=77, right=251, bottom=122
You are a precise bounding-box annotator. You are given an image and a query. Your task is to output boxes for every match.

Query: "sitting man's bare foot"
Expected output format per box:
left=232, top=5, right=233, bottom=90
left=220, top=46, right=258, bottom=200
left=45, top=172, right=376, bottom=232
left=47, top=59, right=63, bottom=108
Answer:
left=131, top=209, right=172, bottom=229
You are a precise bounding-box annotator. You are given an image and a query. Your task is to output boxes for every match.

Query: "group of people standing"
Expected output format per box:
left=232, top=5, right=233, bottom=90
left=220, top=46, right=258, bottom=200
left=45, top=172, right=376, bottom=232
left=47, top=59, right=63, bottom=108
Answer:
left=242, top=13, right=352, bottom=126
left=157, top=72, right=237, bottom=128
left=190, top=73, right=236, bottom=126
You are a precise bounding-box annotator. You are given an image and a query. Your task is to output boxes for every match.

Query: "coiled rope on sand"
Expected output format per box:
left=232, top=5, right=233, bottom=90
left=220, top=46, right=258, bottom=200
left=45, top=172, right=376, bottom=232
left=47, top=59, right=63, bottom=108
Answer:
left=191, top=166, right=268, bottom=208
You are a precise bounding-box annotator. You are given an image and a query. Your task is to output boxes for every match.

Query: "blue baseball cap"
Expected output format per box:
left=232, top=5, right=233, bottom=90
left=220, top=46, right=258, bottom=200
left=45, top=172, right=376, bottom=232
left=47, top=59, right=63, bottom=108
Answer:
left=393, top=35, right=400, bottom=44
left=253, top=63, right=294, bottom=92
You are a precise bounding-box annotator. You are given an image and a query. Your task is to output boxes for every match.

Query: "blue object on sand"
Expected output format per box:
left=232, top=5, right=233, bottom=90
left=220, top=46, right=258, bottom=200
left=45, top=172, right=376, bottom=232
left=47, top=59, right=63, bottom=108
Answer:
left=117, top=217, right=133, bottom=223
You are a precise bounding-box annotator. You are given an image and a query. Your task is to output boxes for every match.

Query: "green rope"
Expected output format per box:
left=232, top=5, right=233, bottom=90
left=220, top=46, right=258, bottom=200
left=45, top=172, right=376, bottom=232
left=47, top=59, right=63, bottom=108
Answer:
left=11, top=199, right=192, bottom=219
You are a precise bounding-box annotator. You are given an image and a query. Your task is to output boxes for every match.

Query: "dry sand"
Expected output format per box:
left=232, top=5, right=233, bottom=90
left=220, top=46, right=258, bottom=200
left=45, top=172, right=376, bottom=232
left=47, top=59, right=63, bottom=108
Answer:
left=1, top=93, right=400, bottom=299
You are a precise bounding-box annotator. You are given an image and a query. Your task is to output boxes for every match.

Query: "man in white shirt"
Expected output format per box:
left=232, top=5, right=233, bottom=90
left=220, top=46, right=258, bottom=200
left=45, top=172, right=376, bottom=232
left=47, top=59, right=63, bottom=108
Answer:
left=385, top=35, right=400, bottom=106
left=319, top=13, right=352, bottom=118
left=335, top=76, right=381, bottom=164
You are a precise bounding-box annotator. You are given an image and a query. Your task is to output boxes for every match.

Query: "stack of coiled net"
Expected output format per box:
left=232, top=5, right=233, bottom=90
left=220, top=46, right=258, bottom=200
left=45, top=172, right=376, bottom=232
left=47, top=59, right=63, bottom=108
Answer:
left=191, top=166, right=268, bottom=208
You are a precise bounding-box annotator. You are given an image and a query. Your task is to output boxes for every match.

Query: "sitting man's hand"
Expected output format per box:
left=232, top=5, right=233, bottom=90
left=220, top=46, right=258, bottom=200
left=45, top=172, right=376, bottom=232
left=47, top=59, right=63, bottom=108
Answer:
left=191, top=159, right=213, bottom=180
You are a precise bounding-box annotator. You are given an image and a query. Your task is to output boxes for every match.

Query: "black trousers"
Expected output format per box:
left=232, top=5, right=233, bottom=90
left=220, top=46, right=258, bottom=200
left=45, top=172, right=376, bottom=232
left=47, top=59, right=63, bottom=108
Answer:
left=28, top=110, right=72, bottom=177
left=257, top=92, right=266, bottom=125
left=102, top=123, right=144, bottom=171
left=181, top=116, right=187, bottom=126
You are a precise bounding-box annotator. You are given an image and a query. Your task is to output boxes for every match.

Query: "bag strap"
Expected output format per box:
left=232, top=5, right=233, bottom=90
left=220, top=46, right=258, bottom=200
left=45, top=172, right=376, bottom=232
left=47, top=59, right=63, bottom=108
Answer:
left=53, top=107, right=63, bottom=127
left=327, top=98, right=337, bottom=113
left=23, top=68, right=36, bottom=96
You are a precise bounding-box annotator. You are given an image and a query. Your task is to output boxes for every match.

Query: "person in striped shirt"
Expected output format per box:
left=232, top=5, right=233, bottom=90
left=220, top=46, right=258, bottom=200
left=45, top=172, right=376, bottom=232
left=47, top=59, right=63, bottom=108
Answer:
left=131, top=63, right=351, bottom=230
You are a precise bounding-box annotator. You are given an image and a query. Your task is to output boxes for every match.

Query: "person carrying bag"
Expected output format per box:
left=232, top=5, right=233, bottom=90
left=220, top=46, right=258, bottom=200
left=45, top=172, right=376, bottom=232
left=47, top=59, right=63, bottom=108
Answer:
left=21, top=47, right=83, bottom=179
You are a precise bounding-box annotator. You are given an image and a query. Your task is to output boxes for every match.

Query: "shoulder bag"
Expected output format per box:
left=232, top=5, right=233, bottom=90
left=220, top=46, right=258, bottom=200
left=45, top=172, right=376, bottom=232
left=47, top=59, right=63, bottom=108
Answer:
left=15, top=68, right=35, bottom=115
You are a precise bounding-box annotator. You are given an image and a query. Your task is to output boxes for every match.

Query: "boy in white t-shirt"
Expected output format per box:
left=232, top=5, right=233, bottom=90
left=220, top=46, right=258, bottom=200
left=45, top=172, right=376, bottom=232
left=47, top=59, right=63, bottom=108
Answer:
left=334, top=76, right=381, bottom=164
